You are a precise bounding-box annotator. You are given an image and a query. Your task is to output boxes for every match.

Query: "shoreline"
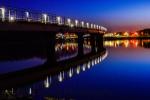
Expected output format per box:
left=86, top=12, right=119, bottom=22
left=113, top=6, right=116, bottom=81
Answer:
left=104, top=37, right=150, bottom=40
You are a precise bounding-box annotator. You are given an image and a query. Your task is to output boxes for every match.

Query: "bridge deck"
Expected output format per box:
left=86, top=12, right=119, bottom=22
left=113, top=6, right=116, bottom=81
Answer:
left=0, top=21, right=104, bottom=34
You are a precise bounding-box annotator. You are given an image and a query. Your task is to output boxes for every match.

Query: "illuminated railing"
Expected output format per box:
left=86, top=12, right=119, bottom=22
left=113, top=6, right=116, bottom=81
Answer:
left=0, top=6, right=107, bottom=32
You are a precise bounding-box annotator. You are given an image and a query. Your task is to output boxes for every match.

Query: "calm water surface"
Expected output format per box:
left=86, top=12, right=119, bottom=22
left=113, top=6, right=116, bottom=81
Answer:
left=1, top=39, right=150, bottom=100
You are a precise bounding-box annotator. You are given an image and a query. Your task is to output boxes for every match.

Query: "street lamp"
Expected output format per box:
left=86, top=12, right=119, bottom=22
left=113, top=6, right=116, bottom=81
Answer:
left=86, top=22, right=89, bottom=28
left=56, top=16, right=61, bottom=25
left=67, top=18, right=71, bottom=26
left=0, top=7, right=5, bottom=21
left=75, top=20, right=78, bottom=27
left=99, top=26, right=101, bottom=30
left=96, top=25, right=99, bottom=29
left=25, top=11, right=29, bottom=21
left=42, top=14, right=47, bottom=24
left=81, top=21, right=84, bottom=27
left=9, top=16, right=15, bottom=22
left=94, top=24, right=96, bottom=29
left=91, top=24, right=93, bottom=29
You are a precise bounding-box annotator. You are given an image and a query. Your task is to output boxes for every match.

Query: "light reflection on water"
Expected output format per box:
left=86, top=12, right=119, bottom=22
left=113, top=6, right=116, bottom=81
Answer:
left=0, top=51, right=108, bottom=100
left=1, top=39, right=150, bottom=99
left=104, top=39, right=150, bottom=48
left=56, top=41, right=92, bottom=61
left=0, top=41, right=92, bottom=74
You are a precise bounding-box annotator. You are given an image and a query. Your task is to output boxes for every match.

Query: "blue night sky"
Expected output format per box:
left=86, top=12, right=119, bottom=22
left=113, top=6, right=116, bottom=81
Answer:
left=1, top=0, right=150, bottom=32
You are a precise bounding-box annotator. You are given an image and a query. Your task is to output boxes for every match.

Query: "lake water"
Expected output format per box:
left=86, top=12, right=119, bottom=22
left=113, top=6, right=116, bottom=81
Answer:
left=0, top=39, right=150, bottom=100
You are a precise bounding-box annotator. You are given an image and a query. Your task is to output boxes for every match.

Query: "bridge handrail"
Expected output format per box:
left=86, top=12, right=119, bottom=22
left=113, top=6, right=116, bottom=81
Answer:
left=0, top=6, right=107, bottom=32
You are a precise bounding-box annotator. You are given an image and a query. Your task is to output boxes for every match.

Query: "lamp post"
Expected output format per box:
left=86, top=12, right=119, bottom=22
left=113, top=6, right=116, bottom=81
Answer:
left=75, top=20, right=78, bottom=27
left=0, top=7, right=5, bottom=21
left=56, top=16, right=62, bottom=25
left=67, top=18, right=71, bottom=26
left=81, top=21, right=84, bottom=28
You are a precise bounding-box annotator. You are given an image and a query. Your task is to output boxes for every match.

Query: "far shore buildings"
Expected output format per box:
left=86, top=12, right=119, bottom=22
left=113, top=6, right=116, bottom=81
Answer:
left=105, top=29, right=150, bottom=37
left=138, top=29, right=150, bottom=36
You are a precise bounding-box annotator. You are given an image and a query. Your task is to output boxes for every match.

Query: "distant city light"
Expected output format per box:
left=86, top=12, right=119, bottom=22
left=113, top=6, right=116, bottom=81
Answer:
left=124, top=32, right=129, bottom=36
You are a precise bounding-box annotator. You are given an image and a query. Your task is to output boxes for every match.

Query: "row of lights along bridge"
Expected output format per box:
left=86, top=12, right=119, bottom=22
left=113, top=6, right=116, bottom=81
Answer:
left=0, top=7, right=107, bottom=32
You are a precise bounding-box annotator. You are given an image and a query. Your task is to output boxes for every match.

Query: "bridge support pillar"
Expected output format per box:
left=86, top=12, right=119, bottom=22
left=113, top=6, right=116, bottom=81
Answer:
left=45, top=32, right=57, bottom=65
left=77, top=33, right=84, bottom=57
left=96, top=34, right=104, bottom=52
left=90, top=34, right=96, bottom=54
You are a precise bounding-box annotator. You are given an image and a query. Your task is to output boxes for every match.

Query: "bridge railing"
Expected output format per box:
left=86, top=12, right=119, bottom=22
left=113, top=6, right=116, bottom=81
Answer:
left=0, top=6, right=107, bottom=32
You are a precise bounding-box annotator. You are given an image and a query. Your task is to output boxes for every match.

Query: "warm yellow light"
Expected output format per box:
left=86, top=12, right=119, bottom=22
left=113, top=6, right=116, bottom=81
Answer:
left=124, top=32, right=129, bottom=36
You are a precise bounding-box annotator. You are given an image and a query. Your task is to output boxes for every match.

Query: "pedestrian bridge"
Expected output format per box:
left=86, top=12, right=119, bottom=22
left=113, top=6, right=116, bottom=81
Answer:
left=0, top=6, right=107, bottom=33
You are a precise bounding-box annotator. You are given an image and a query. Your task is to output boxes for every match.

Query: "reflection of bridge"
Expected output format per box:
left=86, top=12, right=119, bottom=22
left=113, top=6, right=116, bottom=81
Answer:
left=0, top=46, right=107, bottom=89
left=0, top=49, right=108, bottom=99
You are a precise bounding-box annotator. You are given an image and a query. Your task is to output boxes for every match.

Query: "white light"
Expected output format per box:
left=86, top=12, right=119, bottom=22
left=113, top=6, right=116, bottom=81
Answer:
left=91, top=24, right=93, bottom=29
left=42, top=14, right=47, bottom=24
left=81, top=21, right=84, bottom=27
left=97, top=25, right=99, bottom=29
left=86, top=22, right=89, bottom=28
left=94, top=24, right=96, bottom=29
left=44, top=77, right=51, bottom=88
left=95, top=59, right=97, bottom=64
left=9, top=16, right=15, bottom=22
left=70, top=24, right=74, bottom=28
left=58, top=72, right=64, bottom=82
left=68, top=69, right=73, bottom=78
left=67, top=18, right=71, bottom=26
left=75, top=20, right=78, bottom=26
left=92, top=60, right=95, bottom=66
left=87, top=61, right=91, bottom=69
left=25, top=11, right=29, bottom=18
left=82, top=64, right=86, bottom=71
left=99, top=26, right=101, bottom=30
left=76, top=66, right=80, bottom=74
left=57, top=16, right=61, bottom=25
left=0, top=8, right=5, bottom=21
left=97, top=57, right=100, bottom=63
left=29, top=88, right=32, bottom=95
